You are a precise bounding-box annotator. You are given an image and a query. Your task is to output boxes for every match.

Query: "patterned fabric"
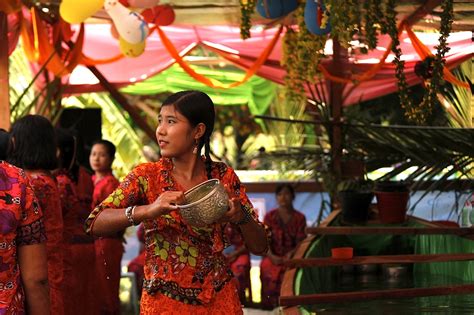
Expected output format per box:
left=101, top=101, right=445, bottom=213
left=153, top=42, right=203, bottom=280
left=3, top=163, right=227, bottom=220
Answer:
left=260, top=209, right=306, bottom=307
left=0, top=162, right=46, bottom=314
left=55, top=170, right=97, bottom=314
left=92, top=172, right=122, bottom=315
left=85, top=158, right=264, bottom=309
left=224, top=224, right=250, bottom=303
left=140, top=280, right=243, bottom=315
left=27, top=171, right=65, bottom=315
left=92, top=172, right=120, bottom=209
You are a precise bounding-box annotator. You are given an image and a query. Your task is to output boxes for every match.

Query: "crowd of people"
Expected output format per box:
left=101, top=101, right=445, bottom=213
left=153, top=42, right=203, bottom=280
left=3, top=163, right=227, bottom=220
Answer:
left=0, top=90, right=307, bottom=314
left=0, top=115, right=123, bottom=314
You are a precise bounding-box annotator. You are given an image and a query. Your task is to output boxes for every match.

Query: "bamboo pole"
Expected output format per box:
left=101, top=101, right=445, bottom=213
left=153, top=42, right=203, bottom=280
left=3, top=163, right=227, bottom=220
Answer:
left=285, top=253, right=474, bottom=268
left=279, top=284, right=474, bottom=306
left=0, top=12, right=10, bottom=129
left=87, top=65, right=157, bottom=144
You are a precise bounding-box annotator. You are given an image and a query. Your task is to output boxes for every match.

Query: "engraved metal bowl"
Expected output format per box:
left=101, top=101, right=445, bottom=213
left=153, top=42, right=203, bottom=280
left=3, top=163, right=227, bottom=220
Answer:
left=179, top=179, right=229, bottom=227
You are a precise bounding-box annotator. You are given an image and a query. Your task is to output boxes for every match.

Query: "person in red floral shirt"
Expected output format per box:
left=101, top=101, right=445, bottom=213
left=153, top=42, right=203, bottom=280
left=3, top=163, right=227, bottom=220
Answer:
left=8, top=115, right=65, bottom=315
left=89, top=139, right=122, bottom=315
left=55, top=128, right=97, bottom=314
left=0, top=160, right=50, bottom=314
left=260, top=184, right=306, bottom=309
left=85, top=90, right=269, bottom=314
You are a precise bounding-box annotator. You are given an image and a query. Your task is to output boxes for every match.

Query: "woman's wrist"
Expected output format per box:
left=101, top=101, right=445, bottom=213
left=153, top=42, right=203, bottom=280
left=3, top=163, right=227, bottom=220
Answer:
left=236, top=207, right=253, bottom=225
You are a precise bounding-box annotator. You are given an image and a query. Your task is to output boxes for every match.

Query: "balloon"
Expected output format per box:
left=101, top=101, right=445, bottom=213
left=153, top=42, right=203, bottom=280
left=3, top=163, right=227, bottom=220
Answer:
left=105, top=0, right=149, bottom=44
left=305, top=0, right=331, bottom=35
left=128, top=0, right=159, bottom=8
left=60, top=0, right=104, bottom=24
left=119, top=36, right=146, bottom=57
left=256, top=0, right=298, bottom=19
left=141, top=4, right=175, bottom=26
left=119, top=0, right=130, bottom=6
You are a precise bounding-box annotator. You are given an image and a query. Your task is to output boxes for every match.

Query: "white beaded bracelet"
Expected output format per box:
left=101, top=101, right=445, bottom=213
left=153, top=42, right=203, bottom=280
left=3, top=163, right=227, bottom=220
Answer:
left=125, top=206, right=137, bottom=226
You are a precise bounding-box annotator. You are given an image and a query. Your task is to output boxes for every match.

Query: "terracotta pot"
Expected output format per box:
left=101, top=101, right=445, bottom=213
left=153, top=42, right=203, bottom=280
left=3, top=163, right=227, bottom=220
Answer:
left=375, top=191, right=409, bottom=224
left=331, top=247, right=353, bottom=260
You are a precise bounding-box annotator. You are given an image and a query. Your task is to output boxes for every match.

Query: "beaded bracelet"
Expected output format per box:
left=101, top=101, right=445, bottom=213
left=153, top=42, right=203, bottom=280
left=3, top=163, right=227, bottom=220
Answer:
left=125, top=206, right=137, bottom=226
left=236, top=207, right=253, bottom=225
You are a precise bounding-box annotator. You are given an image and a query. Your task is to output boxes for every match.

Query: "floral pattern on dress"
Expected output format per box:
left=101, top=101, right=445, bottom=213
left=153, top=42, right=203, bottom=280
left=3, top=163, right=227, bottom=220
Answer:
left=0, top=162, right=46, bottom=314
left=85, top=158, right=267, bottom=306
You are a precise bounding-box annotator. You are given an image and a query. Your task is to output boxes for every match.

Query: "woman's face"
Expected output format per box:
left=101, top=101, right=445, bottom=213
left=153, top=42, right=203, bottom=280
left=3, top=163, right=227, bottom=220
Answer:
left=156, top=105, right=196, bottom=158
left=276, top=187, right=294, bottom=208
left=89, top=144, right=112, bottom=173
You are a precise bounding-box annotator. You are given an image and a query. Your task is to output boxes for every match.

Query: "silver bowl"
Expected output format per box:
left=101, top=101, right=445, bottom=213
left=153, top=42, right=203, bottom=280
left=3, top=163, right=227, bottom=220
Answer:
left=179, top=179, right=229, bottom=227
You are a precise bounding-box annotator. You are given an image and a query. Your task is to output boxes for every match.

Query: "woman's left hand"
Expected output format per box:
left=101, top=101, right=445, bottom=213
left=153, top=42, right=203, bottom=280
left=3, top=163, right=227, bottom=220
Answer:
left=218, top=197, right=244, bottom=224
left=217, top=184, right=244, bottom=224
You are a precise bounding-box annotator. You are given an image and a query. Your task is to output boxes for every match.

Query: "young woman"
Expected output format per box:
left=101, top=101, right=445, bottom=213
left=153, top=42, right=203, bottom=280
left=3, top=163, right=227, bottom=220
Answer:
left=7, top=115, right=64, bottom=314
left=0, top=159, right=50, bottom=314
left=89, top=139, right=122, bottom=315
left=55, top=128, right=97, bottom=314
left=85, top=90, right=268, bottom=314
left=260, top=184, right=306, bottom=309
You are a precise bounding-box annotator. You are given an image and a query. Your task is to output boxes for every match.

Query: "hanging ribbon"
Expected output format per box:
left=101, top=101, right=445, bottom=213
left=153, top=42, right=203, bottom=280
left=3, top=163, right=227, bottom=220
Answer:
left=21, top=8, right=85, bottom=77
left=404, top=25, right=470, bottom=89
left=156, top=25, right=283, bottom=89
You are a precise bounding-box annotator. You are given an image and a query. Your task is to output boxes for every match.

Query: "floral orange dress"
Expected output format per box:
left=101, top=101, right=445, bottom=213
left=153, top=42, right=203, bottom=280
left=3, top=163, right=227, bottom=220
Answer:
left=27, top=171, right=65, bottom=315
left=0, top=162, right=46, bottom=314
left=85, top=158, right=265, bottom=314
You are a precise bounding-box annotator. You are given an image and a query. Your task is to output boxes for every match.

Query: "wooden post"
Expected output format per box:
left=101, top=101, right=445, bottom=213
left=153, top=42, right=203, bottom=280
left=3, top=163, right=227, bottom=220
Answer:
left=0, top=12, right=10, bottom=129
left=329, top=39, right=347, bottom=206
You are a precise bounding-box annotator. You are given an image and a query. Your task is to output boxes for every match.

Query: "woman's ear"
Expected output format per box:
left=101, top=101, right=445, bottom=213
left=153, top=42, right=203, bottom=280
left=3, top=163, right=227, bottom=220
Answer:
left=194, top=123, right=206, bottom=140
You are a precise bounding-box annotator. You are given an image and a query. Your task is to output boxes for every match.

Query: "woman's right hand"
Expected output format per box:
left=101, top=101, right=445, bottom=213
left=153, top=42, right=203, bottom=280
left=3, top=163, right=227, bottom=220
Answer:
left=145, top=191, right=185, bottom=219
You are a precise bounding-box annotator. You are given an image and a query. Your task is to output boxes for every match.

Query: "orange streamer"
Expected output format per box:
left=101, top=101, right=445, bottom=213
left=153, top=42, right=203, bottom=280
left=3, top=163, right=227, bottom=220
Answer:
left=320, top=22, right=405, bottom=85
left=404, top=25, right=470, bottom=89
left=156, top=25, right=283, bottom=89
left=21, top=8, right=85, bottom=77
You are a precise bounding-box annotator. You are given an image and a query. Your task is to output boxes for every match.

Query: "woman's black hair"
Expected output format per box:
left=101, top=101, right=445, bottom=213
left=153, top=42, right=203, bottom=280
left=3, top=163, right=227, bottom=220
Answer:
left=7, top=115, right=58, bottom=170
left=56, top=128, right=78, bottom=178
left=0, top=129, right=9, bottom=160
left=161, top=90, right=215, bottom=179
left=275, top=183, right=295, bottom=200
left=92, top=139, right=116, bottom=162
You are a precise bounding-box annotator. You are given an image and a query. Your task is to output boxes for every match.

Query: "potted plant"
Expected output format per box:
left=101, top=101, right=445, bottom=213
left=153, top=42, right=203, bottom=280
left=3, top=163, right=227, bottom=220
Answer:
left=338, top=179, right=374, bottom=224
left=374, top=181, right=410, bottom=224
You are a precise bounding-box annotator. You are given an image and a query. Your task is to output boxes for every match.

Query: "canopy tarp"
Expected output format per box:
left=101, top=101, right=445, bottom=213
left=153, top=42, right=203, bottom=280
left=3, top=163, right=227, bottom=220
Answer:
left=64, top=24, right=472, bottom=106
left=121, top=63, right=277, bottom=116
left=8, top=17, right=472, bottom=106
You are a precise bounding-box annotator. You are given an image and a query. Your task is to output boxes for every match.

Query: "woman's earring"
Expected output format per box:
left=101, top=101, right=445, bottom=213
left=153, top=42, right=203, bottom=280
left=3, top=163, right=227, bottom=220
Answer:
left=192, top=139, right=199, bottom=154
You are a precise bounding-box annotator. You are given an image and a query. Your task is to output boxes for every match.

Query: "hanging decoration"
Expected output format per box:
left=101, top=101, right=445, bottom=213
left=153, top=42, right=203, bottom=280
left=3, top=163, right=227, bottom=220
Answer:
left=104, top=0, right=149, bottom=44
left=59, top=0, right=104, bottom=24
left=282, top=3, right=326, bottom=106
left=416, top=0, right=454, bottom=124
left=0, top=0, right=22, bottom=14
left=256, top=0, right=298, bottom=19
left=239, top=0, right=256, bottom=40
left=128, top=0, right=159, bottom=8
left=142, top=4, right=175, bottom=25
left=304, top=0, right=331, bottom=35
left=119, top=36, right=146, bottom=57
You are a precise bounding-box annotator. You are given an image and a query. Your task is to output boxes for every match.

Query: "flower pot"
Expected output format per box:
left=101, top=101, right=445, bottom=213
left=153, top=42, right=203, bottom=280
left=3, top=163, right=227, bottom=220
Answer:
left=375, top=191, right=409, bottom=224
left=339, top=191, right=373, bottom=223
left=331, top=247, right=353, bottom=260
